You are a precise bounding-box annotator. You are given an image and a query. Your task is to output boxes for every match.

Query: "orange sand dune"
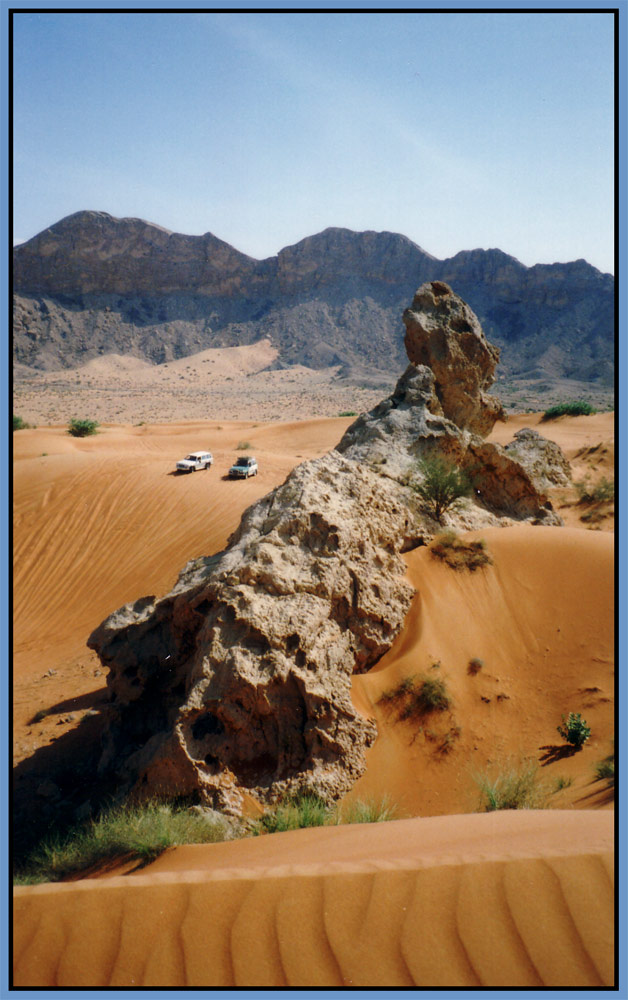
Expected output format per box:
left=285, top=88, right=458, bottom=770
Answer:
left=350, top=526, right=614, bottom=817
left=13, top=413, right=615, bottom=989
left=13, top=809, right=613, bottom=988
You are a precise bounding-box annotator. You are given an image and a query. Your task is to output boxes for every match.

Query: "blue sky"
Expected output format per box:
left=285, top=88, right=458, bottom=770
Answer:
left=12, top=10, right=615, bottom=273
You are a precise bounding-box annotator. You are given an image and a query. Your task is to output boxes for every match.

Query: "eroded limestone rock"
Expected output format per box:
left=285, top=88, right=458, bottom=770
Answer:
left=403, top=280, right=505, bottom=436
left=88, top=282, right=566, bottom=813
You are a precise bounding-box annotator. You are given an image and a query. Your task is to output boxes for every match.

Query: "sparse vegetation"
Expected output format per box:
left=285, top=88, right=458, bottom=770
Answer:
left=557, top=712, right=591, bottom=749
left=595, top=741, right=614, bottom=786
left=542, top=401, right=596, bottom=420
left=338, top=796, right=398, bottom=824
left=575, top=476, right=614, bottom=504
left=13, top=415, right=34, bottom=431
left=412, top=457, right=472, bottom=522
left=236, top=440, right=252, bottom=450
left=29, top=709, right=50, bottom=724
left=68, top=418, right=99, bottom=438
left=475, top=762, right=545, bottom=811
left=467, top=657, right=484, bottom=675
left=553, top=775, right=573, bottom=792
left=252, top=793, right=398, bottom=835
left=378, top=672, right=452, bottom=721
left=338, top=411, right=357, bottom=417
left=14, top=801, right=230, bottom=885
left=429, top=530, right=492, bottom=571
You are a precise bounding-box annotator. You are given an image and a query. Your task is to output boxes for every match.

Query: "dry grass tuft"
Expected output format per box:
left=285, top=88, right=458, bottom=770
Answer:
left=429, top=531, right=492, bottom=571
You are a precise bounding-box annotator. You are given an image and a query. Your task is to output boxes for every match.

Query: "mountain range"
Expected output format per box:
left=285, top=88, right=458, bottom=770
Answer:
left=13, top=211, right=614, bottom=396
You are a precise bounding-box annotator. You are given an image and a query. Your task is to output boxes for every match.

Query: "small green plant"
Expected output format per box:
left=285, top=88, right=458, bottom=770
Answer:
left=338, top=411, right=357, bottom=417
left=542, top=401, right=596, bottom=420
left=236, top=440, right=251, bottom=450
left=595, top=741, right=614, bottom=786
left=552, top=775, right=573, bottom=792
left=13, top=415, right=34, bottom=431
left=575, top=476, right=614, bottom=504
left=429, top=531, right=492, bottom=572
left=476, top=762, right=545, bottom=811
left=467, top=658, right=484, bottom=676
left=14, top=801, right=230, bottom=884
left=557, top=712, right=591, bottom=749
left=68, top=418, right=99, bottom=438
left=412, top=457, right=472, bottom=522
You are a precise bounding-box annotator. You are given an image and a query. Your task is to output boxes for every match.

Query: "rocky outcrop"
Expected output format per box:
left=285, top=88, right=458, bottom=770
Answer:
left=13, top=213, right=613, bottom=395
left=504, top=428, right=572, bottom=490
left=402, top=281, right=505, bottom=435
left=87, top=283, right=565, bottom=813
left=89, top=453, right=420, bottom=812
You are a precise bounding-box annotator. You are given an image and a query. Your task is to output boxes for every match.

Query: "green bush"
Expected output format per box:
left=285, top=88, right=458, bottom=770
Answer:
left=412, top=457, right=472, bottom=522
left=68, top=418, right=99, bottom=438
left=557, top=712, right=591, bottom=749
left=542, top=401, right=596, bottom=420
left=13, top=415, right=34, bottom=431
left=476, top=763, right=545, bottom=811
left=14, top=801, right=230, bottom=884
left=338, top=411, right=357, bottom=417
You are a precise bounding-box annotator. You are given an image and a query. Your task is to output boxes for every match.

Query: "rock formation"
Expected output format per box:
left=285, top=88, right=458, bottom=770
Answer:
left=13, top=213, right=614, bottom=398
left=88, top=282, right=565, bottom=814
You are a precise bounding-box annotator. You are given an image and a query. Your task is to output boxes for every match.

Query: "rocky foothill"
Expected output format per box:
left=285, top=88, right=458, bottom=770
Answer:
left=87, top=282, right=569, bottom=815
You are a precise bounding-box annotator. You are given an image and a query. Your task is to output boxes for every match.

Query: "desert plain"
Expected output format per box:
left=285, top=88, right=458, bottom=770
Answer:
left=12, top=348, right=615, bottom=988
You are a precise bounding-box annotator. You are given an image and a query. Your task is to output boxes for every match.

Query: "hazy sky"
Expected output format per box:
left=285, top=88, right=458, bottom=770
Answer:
left=12, top=10, right=615, bottom=273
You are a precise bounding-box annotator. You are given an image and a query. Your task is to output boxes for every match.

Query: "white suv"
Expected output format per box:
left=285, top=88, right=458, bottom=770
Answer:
left=176, top=451, right=213, bottom=473
left=229, top=456, right=258, bottom=478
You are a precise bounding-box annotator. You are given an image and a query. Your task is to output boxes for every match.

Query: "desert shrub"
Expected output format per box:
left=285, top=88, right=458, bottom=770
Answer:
left=595, top=741, right=614, bottom=786
left=13, top=415, right=34, bottom=431
left=467, top=658, right=484, bottom=675
left=476, top=762, right=545, bottom=811
left=338, top=411, right=357, bottom=417
left=29, top=709, right=50, bottom=724
left=338, top=796, right=397, bottom=824
left=557, top=712, right=591, bottom=748
left=14, top=801, right=230, bottom=884
left=412, top=457, right=472, bottom=522
left=68, top=418, right=99, bottom=438
left=542, top=401, right=596, bottom=420
left=429, top=530, right=492, bottom=571
left=236, top=440, right=251, bottom=450
left=379, top=672, right=451, bottom=721
left=575, top=476, right=614, bottom=504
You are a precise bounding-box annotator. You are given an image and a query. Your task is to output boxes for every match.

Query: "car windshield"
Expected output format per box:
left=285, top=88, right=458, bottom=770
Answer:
left=184, top=455, right=196, bottom=461
left=235, top=458, right=249, bottom=466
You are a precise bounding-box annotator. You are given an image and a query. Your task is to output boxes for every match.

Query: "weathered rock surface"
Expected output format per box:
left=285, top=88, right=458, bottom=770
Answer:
left=504, top=427, right=573, bottom=490
left=87, top=283, right=565, bottom=812
left=14, top=213, right=614, bottom=397
left=89, top=453, right=421, bottom=812
left=402, top=281, right=505, bottom=435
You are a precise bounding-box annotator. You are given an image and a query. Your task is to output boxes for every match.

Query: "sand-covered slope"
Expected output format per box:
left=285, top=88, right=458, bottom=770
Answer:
left=349, top=526, right=613, bottom=816
left=13, top=809, right=613, bottom=988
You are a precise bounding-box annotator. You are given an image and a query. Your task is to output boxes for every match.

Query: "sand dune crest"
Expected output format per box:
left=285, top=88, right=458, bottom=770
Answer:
left=13, top=811, right=613, bottom=988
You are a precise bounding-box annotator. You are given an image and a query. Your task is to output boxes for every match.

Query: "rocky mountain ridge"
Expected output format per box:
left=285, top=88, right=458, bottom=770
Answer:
left=14, top=211, right=614, bottom=394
